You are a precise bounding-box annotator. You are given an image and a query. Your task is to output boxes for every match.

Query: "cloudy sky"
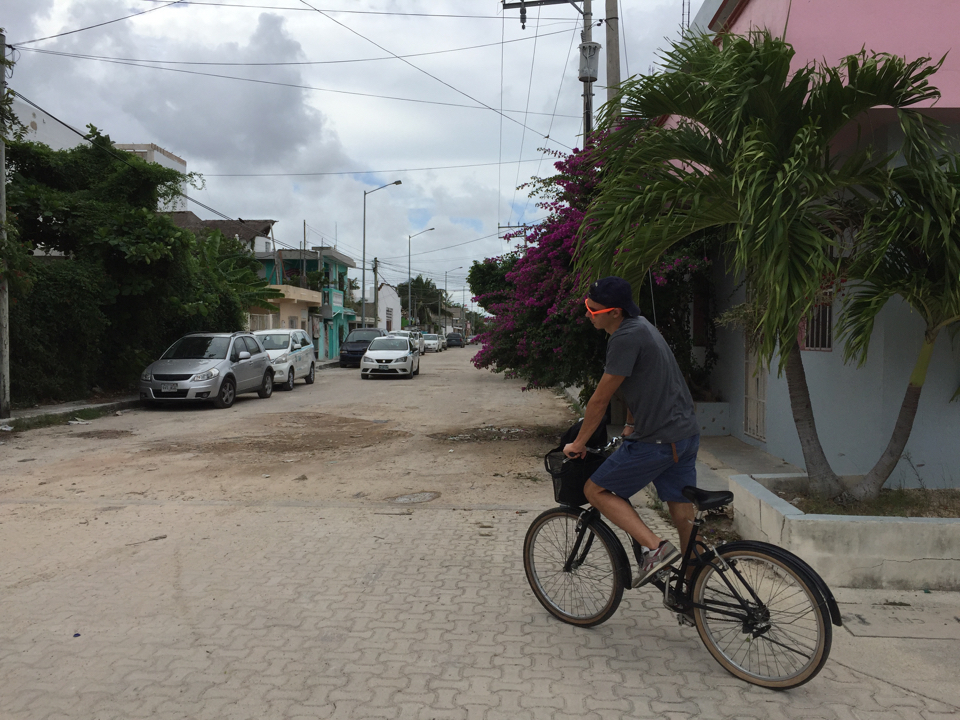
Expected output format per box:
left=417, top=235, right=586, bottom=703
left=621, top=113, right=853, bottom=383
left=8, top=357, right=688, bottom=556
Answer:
left=4, top=0, right=694, bottom=301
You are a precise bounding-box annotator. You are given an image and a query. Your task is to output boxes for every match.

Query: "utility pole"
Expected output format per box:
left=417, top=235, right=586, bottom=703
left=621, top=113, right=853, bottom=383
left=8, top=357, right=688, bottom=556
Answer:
left=503, top=2, right=600, bottom=138
left=372, top=257, right=379, bottom=330
left=301, top=220, right=306, bottom=287
left=605, top=0, right=621, bottom=106
left=0, top=32, right=10, bottom=419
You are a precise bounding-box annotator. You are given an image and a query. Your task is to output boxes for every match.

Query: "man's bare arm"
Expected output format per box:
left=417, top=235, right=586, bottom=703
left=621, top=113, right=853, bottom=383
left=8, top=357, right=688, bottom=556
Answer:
left=563, top=373, right=625, bottom=458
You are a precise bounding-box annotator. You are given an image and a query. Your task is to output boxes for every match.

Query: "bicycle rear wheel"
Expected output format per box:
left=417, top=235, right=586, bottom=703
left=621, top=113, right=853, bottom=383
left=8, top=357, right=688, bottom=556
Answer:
left=692, top=543, right=831, bottom=689
left=523, top=507, right=627, bottom=627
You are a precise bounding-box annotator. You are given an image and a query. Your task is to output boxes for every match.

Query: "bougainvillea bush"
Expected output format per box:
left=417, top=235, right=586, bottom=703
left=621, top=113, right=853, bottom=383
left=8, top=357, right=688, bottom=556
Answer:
left=470, top=145, right=719, bottom=404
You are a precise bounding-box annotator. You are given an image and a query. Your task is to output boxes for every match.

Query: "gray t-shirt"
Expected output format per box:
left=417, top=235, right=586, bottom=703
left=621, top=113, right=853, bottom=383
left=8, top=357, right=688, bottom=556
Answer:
left=604, top=316, right=699, bottom=443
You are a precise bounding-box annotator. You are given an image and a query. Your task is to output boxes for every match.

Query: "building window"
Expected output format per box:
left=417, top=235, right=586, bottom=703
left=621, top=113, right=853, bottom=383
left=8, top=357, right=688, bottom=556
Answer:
left=799, top=304, right=833, bottom=351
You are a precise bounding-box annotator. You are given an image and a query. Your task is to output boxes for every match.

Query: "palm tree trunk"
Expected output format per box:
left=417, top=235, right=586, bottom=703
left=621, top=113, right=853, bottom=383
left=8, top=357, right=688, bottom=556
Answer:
left=783, top=342, right=845, bottom=498
left=848, top=334, right=937, bottom=502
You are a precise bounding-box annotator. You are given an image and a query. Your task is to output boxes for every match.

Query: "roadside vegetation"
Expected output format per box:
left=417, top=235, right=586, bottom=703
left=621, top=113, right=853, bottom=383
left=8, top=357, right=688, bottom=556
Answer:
left=2, top=127, right=279, bottom=406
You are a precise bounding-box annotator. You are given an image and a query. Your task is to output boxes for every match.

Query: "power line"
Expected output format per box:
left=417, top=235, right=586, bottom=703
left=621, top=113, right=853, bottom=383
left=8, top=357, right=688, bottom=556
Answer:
left=202, top=158, right=548, bottom=177
left=138, top=1, right=575, bottom=20
left=15, top=47, right=579, bottom=120
left=10, top=90, right=252, bottom=227
left=379, top=232, right=502, bottom=261
left=14, top=1, right=184, bottom=46
left=13, top=28, right=577, bottom=68
left=510, top=5, right=542, bottom=225
left=296, top=0, right=573, bottom=152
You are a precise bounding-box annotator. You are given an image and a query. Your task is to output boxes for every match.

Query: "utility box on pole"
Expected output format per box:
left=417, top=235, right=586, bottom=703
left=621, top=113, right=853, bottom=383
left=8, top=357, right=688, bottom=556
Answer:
left=578, top=41, right=601, bottom=82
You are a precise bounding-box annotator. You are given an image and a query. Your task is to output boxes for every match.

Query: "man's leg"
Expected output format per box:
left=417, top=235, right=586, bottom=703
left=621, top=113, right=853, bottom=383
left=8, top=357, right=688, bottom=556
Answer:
left=584, top=479, right=662, bottom=549
left=666, top=500, right=696, bottom=555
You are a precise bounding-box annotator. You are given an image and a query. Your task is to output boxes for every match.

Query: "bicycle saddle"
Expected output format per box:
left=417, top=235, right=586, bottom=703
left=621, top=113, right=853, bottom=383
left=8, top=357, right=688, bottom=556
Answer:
left=682, top=486, right=734, bottom=511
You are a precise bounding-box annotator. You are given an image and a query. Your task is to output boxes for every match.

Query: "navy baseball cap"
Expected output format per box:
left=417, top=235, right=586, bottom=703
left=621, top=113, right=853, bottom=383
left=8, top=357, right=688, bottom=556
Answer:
left=587, top=276, right=641, bottom=317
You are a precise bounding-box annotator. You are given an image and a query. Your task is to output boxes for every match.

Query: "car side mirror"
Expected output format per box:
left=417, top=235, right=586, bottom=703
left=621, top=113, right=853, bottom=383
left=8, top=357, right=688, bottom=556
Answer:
left=238, top=351, right=251, bottom=360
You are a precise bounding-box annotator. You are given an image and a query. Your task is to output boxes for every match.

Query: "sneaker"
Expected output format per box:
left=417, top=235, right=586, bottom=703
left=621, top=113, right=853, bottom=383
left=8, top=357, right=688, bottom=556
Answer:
left=634, top=540, right=680, bottom=587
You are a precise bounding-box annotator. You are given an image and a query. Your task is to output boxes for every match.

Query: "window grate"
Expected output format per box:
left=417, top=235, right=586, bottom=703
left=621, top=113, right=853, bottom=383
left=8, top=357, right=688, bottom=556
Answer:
left=800, top=304, right=833, bottom=351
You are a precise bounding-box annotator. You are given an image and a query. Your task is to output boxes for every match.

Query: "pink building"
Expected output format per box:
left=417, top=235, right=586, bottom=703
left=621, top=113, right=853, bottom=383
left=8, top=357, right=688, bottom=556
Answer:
left=688, top=0, right=960, bottom=489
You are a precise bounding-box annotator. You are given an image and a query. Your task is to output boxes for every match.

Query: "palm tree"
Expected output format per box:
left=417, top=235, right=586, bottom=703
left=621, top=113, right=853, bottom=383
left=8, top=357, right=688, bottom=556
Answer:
left=838, top=144, right=960, bottom=501
left=578, top=31, right=942, bottom=497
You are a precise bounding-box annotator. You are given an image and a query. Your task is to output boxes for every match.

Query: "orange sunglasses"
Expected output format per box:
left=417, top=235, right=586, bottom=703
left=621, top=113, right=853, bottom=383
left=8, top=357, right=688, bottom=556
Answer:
left=584, top=298, right=618, bottom=317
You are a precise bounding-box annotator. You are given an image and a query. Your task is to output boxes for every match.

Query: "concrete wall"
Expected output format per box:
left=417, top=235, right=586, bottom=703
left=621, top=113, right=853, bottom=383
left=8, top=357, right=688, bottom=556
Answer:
left=720, top=0, right=960, bottom=108
left=709, top=258, right=960, bottom=489
left=729, top=474, right=960, bottom=590
left=13, top=97, right=83, bottom=151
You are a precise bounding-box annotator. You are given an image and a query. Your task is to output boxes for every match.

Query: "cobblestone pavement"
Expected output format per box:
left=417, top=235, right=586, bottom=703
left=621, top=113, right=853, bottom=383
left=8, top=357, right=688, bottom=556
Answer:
left=2, top=496, right=957, bottom=720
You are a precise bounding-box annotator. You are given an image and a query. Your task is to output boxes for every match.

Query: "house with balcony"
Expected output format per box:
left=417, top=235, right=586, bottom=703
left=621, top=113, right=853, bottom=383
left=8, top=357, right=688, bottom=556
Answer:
left=685, top=0, right=960, bottom=488
left=248, top=245, right=358, bottom=360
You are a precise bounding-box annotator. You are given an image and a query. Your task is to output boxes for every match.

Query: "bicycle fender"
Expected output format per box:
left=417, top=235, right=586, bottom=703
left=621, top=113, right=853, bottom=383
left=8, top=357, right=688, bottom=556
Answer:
left=704, top=541, right=842, bottom=627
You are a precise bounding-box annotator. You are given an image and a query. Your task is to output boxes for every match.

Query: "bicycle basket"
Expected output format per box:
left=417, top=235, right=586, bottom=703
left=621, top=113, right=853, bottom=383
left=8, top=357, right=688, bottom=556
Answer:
left=544, top=448, right=606, bottom=506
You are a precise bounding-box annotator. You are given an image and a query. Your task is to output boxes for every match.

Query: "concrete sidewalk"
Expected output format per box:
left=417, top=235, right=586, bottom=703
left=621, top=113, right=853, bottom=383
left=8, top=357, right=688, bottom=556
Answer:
left=697, top=435, right=960, bottom=709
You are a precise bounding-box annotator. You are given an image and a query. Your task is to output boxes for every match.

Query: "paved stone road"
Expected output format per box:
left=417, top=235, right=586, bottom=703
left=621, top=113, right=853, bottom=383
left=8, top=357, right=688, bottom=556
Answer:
left=2, top=496, right=957, bottom=720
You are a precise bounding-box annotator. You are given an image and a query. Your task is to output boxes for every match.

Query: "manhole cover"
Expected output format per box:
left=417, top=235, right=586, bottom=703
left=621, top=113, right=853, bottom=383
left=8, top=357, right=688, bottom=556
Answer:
left=391, top=491, right=440, bottom=504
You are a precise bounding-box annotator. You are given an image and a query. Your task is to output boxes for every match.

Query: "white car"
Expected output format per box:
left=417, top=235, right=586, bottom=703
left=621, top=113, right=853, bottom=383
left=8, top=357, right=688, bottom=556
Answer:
left=422, top=334, right=441, bottom=352
left=253, top=329, right=317, bottom=390
left=361, top=336, right=420, bottom=379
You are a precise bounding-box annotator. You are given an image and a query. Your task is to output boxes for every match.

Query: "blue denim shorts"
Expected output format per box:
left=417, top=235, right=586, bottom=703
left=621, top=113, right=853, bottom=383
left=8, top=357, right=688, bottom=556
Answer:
left=590, top=434, right=700, bottom=503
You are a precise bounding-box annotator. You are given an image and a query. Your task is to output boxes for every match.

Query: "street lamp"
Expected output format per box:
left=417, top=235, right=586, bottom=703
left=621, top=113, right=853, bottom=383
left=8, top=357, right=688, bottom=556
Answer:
left=407, top=227, right=434, bottom=329
left=362, top=180, right=401, bottom=328
left=442, top=267, right=462, bottom=335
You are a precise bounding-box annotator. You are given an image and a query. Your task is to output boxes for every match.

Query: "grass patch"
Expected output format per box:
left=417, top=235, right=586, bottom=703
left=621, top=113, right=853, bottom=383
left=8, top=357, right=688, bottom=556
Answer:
left=4, top=405, right=128, bottom=433
left=781, top=487, right=960, bottom=518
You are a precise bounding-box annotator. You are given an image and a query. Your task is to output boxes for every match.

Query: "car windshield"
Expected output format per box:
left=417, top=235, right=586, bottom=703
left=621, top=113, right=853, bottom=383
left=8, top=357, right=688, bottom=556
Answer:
left=447, top=334, right=461, bottom=339
left=346, top=330, right=382, bottom=342
left=162, top=336, right=230, bottom=360
left=424, top=334, right=437, bottom=340
left=257, top=333, right=291, bottom=350
left=368, top=338, right=409, bottom=352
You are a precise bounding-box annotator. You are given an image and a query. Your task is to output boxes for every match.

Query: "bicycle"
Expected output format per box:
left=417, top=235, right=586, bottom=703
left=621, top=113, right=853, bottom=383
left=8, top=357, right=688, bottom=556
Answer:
left=524, top=438, right=843, bottom=690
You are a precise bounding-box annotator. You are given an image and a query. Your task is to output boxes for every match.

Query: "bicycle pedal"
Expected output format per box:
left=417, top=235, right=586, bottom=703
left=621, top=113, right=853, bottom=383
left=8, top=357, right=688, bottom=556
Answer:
left=677, top=612, right=696, bottom=627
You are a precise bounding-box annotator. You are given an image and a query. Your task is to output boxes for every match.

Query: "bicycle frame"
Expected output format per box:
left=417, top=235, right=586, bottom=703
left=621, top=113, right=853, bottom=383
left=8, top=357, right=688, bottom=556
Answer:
left=568, top=505, right=769, bottom=627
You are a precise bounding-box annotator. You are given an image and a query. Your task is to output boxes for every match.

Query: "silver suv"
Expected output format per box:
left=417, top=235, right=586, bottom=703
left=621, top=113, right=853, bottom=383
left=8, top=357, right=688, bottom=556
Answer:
left=140, top=332, right=274, bottom=409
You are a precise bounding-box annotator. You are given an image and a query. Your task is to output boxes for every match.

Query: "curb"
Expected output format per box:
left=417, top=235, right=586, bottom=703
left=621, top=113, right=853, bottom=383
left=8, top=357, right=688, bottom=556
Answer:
left=4, top=397, right=143, bottom=430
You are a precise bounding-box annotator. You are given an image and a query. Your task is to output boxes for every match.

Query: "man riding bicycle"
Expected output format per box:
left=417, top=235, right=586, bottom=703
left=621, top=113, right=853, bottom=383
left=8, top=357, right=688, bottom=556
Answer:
left=563, top=276, right=701, bottom=586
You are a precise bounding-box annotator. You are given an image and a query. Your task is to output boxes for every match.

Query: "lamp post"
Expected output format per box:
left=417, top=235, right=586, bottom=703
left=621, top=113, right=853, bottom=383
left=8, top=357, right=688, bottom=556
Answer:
left=407, top=227, right=434, bottom=329
left=443, top=267, right=462, bottom=335
left=362, top=180, right=401, bottom=328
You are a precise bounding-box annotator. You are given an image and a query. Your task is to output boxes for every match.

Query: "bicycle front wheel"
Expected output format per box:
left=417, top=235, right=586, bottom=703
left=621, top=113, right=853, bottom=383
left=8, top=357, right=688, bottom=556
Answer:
left=523, top=507, right=627, bottom=627
left=692, top=543, right=831, bottom=689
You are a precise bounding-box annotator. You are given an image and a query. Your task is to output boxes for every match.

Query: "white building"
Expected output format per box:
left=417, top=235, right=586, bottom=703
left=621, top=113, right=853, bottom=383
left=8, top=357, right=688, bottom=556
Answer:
left=358, top=283, right=402, bottom=332
left=114, top=144, right=188, bottom=211
left=12, top=98, right=189, bottom=211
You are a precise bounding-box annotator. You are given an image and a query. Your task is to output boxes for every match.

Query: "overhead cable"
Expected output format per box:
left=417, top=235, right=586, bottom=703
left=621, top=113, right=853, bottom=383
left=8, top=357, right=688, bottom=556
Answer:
left=296, top=0, right=573, bottom=151
left=15, top=47, right=578, bottom=119
left=13, top=28, right=576, bottom=67
left=14, top=0, right=184, bottom=46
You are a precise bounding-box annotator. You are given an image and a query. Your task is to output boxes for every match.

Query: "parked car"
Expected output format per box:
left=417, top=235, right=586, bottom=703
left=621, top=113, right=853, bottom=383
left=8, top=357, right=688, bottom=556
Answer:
left=361, top=336, right=420, bottom=379
left=140, top=332, right=274, bottom=409
left=389, top=329, right=425, bottom=354
left=340, top=328, right=388, bottom=367
left=468, top=335, right=480, bottom=345
left=254, top=329, right=317, bottom=390
left=422, top=334, right=441, bottom=352
left=439, top=333, right=448, bottom=350
left=446, top=332, right=465, bottom=348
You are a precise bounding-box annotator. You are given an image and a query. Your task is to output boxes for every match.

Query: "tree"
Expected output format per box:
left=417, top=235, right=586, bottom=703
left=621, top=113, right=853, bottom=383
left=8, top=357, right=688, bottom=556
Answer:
left=837, top=143, right=960, bottom=500
left=578, top=31, right=943, bottom=497
left=398, top=275, right=442, bottom=327
left=4, top=127, right=264, bottom=401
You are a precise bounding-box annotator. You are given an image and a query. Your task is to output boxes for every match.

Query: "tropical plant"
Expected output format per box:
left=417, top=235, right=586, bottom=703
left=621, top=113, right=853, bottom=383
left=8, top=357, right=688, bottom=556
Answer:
left=578, top=31, right=944, bottom=497
left=837, top=139, right=960, bottom=500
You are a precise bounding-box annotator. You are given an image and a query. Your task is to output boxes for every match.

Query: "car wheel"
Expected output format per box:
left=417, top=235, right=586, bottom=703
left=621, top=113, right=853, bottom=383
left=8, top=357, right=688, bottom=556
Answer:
left=414, top=359, right=420, bottom=376
left=213, top=378, right=236, bottom=409
left=304, top=363, right=315, bottom=384
left=258, top=371, right=274, bottom=398
left=283, top=368, right=295, bottom=391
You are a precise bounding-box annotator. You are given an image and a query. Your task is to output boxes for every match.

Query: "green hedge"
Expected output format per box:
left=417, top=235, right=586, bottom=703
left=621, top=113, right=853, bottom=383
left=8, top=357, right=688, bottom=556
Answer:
left=10, top=259, right=108, bottom=405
